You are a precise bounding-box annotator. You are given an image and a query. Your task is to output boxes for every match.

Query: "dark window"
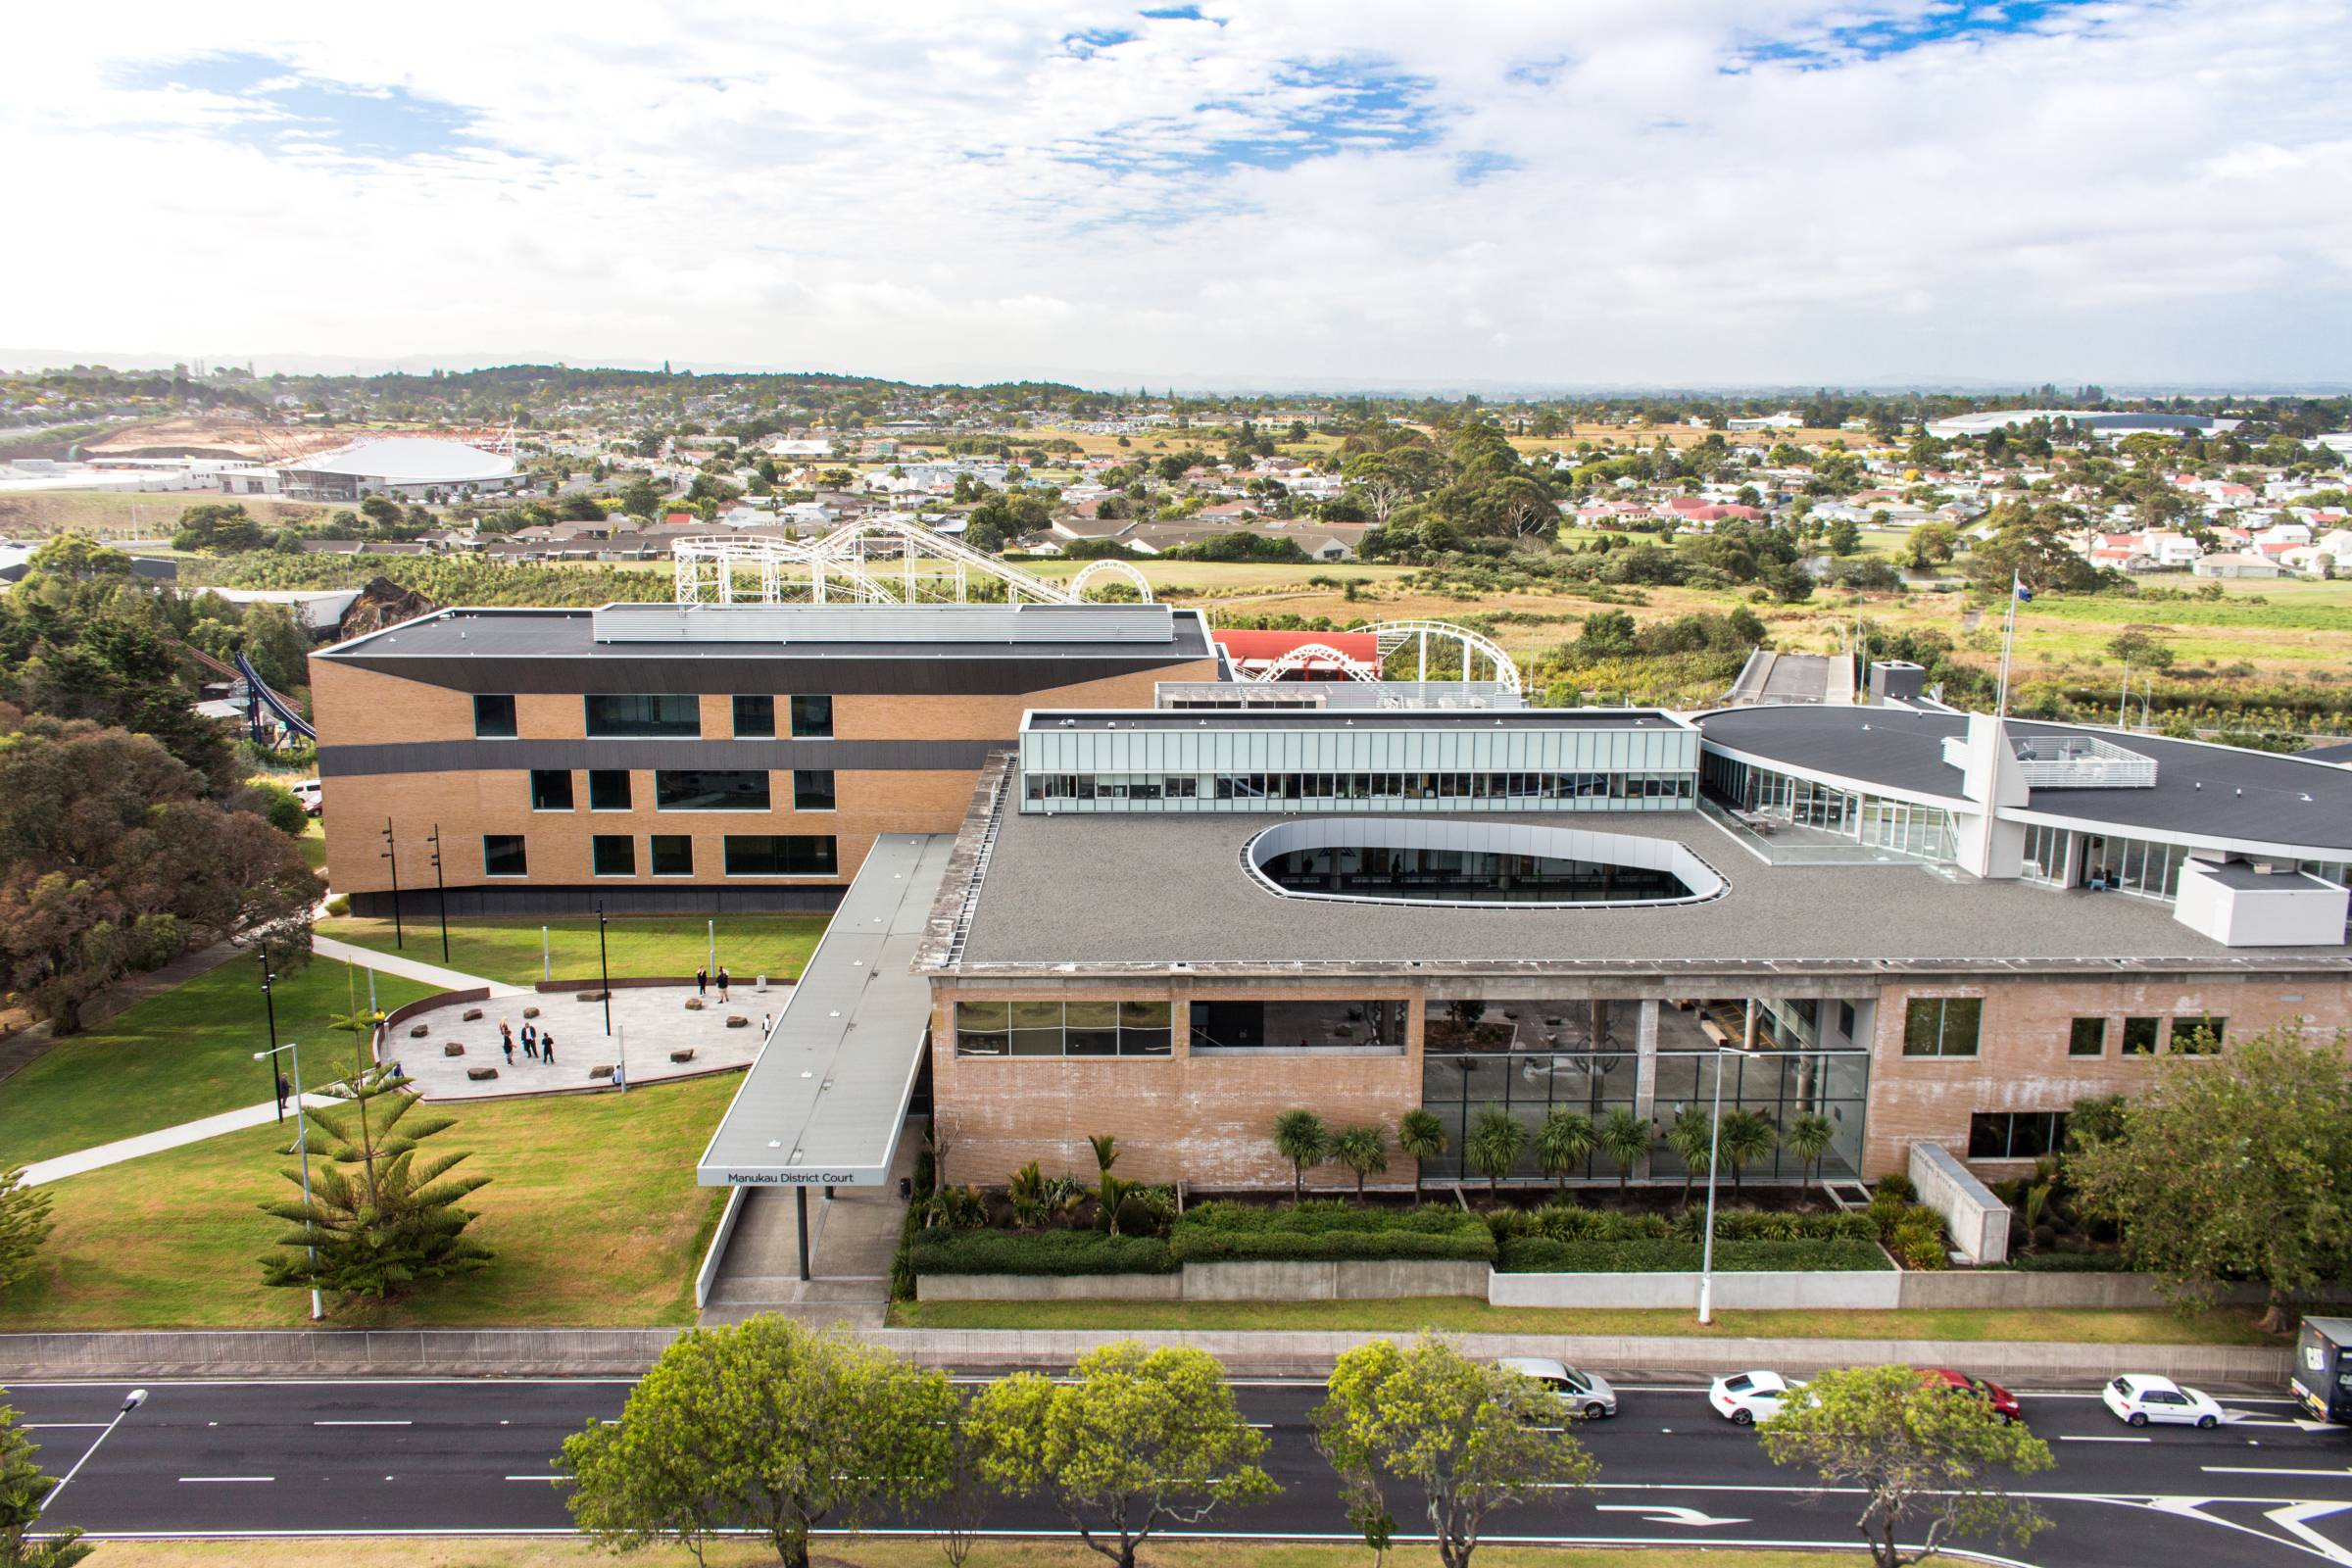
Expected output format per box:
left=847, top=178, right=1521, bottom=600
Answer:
left=529, top=769, right=574, bottom=810
left=722, top=835, right=838, bottom=877
left=2122, top=1015, right=2162, bottom=1055
left=589, top=769, right=632, bottom=810
left=583, top=694, right=701, bottom=738
left=591, top=835, right=636, bottom=876
left=473, top=694, right=517, bottom=738
left=650, top=835, right=695, bottom=876
left=656, top=769, right=770, bottom=810
left=1968, top=1111, right=2068, bottom=1160
left=1837, top=1001, right=1857, bottom=1040
left=790, top=694, right=833, bottom=738
left=2171, top=1014, right=2227, bottom=1054
left=1902, top=997, right=1982, bottom=1057
left=482, top=834, right=527, bottom=877
left=793, top=769, right=837, bottom=811
left=732, top=694, right=775, bottom=738
left=952, top=999, right=1175, bottom=1058
left=2068, top=1017, right=2107, bottom=1057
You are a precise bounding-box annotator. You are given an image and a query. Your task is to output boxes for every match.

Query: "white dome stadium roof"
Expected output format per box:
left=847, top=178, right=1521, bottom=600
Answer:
left=286, top=437, right=519, bottom=483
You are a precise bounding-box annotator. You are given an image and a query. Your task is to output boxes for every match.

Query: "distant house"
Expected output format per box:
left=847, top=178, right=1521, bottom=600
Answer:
left=2191, top=551, right=2283, bottom=580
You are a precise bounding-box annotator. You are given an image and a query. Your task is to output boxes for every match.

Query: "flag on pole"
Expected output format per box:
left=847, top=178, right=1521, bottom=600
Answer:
left=2014, top=581, right=2034, bottom=602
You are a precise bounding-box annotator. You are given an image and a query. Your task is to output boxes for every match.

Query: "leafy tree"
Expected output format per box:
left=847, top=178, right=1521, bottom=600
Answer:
left=1665, top=1103, right=1714, bottom=1204
left=232, top=602, right=315, bottom=693
left=1598, top=1108, right=1648, bottom=1193
left=1758, top=1363, right=2053, bottom=1568
left=0, top=1396, right=88, bottom=1568
left=1787, top=1112, right=1838, bottom=1198
left=240, top=778, right=308, bottom=835
left=24, top=535, right=130, bottom=581
left=564, top=1316, right=954, bottom=1568
left=2070, top=1023, right=2352, bottom=1331
left=2105, top=629, right=2175, bottom=670
left=1397, top=1108, right=1447, bottom=1193
left=1533, top=1108, right=1595, bottom=1195
left=1464, top=1107, right=1525, bottom=1195
left=971, top=1341, right=1277, bottom=1568
left=1909, top=521, right=1958, bottom=564
left=1827, top=517, right=1863, bottom=556
left=1332, top=1124, right=1390, bottom=1200
left=1314, top=1337, right=1597, bottom=1568
left=258, top=1065, right=492, bottom=1301
left=1718, top=1108, right=1780, bottom=1196
left=171, top=502, right=267, bottom=555
left=0, top=1170, right=54, bottom=1296
left=1271, top=1108, right=1331, bottom=1200
left=617, top=476, right=663, bottom=519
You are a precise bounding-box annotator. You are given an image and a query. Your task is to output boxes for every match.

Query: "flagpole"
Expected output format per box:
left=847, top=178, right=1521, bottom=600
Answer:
left=1994, top=571, right=2021, bottom=720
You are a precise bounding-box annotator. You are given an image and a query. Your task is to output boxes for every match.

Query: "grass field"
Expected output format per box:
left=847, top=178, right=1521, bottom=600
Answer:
left=890, top=1297, right=2276, bottom=1346
left=78, top=1543, right=1857, bottom=1568
left=0, top=488, right=339, bottom=539
left=0, top=1073, right=733, bottom=1330
left=319, top=913, right=832, bottom=988
left=0, top=957, right=435, bottom=1165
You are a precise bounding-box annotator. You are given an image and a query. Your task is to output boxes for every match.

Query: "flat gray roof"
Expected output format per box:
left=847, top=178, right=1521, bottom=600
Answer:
left=698, top=833, right=953, bottom=1186
left=946, top=807, right=2350, bottom=977
left=1697, top=705, right=2352, bottom=856
left=2194, top=860, right=2339, bottom=893
left=1025, top=708, right=1684, bottom=733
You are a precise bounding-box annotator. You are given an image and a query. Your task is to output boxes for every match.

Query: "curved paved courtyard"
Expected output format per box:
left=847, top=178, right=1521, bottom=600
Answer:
left=383, top=981, right=787, bottom=1101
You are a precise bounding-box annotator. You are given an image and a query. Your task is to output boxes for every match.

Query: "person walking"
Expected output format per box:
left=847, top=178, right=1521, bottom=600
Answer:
left=696, top=967, right=709, bottom=999
left=540, top=1031, right=556, bottom=1066
left=716, top=965, right=731, bottom=1004
left=520, top=1020, right=539, bottom=1060
left=499, top=1019, right=515, bottom=1065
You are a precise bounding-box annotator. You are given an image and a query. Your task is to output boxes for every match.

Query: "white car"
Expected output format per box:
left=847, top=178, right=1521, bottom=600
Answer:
left=1710, top=1370, right=1801, bottom=1426
left=289, top=779, right=323, bottom=816
left=1498, top=1356, right=1618, bottom=1420
left=2102, top=1374, right=2224, bottom=1429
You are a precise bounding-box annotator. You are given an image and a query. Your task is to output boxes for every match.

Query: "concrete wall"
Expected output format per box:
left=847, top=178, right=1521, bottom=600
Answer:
left=1910, top=1141, right=2009, bottom=1264
left=1492, top=1268, right=1901, bottom=1311
left=914, top=1259, right=1489, bottom=1302
left=917, top=1272, right=1182, bottom=1301
left=694, top=1187, right=750, bottom=1310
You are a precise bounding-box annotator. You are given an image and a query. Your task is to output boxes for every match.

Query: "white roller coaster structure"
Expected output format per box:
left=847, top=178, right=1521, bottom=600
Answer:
left=1242, top=620, right=1523, bottom=695
left=671, top=517, right=1152, bottom=607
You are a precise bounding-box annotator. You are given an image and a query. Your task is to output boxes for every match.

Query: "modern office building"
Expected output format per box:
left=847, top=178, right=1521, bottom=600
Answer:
left=310, top=601, right=1220, bottom=914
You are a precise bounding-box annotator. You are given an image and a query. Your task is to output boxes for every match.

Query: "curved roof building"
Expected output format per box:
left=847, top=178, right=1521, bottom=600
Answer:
left=279, top=437, right=521, bottom=501
left=1923, top=409, right=2241, bottom=440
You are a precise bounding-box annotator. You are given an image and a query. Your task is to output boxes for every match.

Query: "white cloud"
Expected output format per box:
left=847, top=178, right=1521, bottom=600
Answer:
left=1, top=0, right=2347, bottom=385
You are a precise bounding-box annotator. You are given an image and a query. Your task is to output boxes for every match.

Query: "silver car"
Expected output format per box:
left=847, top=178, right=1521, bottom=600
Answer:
left=1498, top=1355, right=1619, bottom=1420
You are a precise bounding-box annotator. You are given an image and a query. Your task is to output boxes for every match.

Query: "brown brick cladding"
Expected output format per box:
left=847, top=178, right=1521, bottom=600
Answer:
left=1865, top=973, right=2352, bottom=1176
left=312, top=656, right=1216, bottom=894
left=929, top=979, right=1426, bottom=1193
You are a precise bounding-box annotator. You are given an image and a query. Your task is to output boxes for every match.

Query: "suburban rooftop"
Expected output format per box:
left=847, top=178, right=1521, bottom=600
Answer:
left=1021, top=708, right=1688, bottom=732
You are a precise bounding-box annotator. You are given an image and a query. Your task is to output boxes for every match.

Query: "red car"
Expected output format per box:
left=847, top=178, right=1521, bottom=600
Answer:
left=1922, top=1367, right=2022, bottom=1424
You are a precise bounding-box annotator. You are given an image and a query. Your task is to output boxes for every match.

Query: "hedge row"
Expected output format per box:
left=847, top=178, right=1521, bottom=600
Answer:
left=2005, top=1250, right=2132, bottom=1273
left=907, top=1229, right=1177, bottom=1277
left=1170, top=1202, right=1497, bottom=1264
left=1486, top=1204, right=1879, bottom=1247
left=1497, top=1237, right=1893, bottom=1274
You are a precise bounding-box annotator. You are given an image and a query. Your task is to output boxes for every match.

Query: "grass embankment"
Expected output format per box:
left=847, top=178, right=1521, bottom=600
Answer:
left=0, top=1073, right=733, bottom=1330
left=84, top=1543, right=1858, bottom=1568
left=319, top=913, right=831, bottom=988
left=0, top=958, right=435, bottom=1165
left=890, top=1297, right=2276, bottom=1346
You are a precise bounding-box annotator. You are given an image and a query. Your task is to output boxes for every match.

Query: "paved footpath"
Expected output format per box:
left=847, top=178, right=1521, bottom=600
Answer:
left=17, top=1096, right=336, bottom=1188
left=309, top=937, right=523, bottom=996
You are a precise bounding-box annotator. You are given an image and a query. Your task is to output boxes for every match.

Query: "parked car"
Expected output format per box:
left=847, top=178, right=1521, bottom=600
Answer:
left=2101, top=1374, right=2223, bottom=1428
left=1921, top=1367, right=2022, bottom=1424
left=1497, top=1357, right=1617, bottom=1420
left=290, top=779, right=323, bottom=816
left=1710, top=1370, right=1800, bottom=1426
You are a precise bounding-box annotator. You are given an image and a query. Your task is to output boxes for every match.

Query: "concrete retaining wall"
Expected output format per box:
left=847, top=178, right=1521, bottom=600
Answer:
left=1493, top=1268, right=1901, bottom=1310
left=917, top=1272, right=1183, bottom=1302
left=0, top=1327, right=2289, bottom=1391
left=913, top=1259, right=1490, bottom=1303
left=1912, top=1141, right=2010, bottom=1265
left=694, top=1188, right=750, bottom=1310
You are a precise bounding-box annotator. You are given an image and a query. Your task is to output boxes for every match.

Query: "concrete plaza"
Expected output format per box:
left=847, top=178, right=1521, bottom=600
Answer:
left=385, top=980, right=787, bottom=1101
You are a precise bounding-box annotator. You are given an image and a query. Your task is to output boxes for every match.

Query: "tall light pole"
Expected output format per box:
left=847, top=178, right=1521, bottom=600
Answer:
left=255, top=1040, right=323, bottom=1321
left=258, top=943, right=282, bottom=1121
left=1696, top=1035, right=1765, bottom=1327
left=425, top=822, right=451, bottom=963
left=378, top=817, right=405, bottom=951
left=596, top=900, right=612, bottom=1037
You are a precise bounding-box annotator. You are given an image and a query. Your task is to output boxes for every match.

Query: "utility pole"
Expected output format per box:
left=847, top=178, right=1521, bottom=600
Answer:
left=597, top=901, right=612, bottom=1036
left=426, top=822, right=451, bottom=963
left=259, top=942, right=281, bottom=1121
left=378, top=817, right=404, bottom=951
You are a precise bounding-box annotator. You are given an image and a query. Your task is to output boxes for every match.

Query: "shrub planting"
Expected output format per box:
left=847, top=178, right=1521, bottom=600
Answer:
left=1171, top=1200, right=1496, bottom=1264
left=908, top=1229, right=1176, bottom=1277
left=1496, top=1237, right=1891, bottom=1273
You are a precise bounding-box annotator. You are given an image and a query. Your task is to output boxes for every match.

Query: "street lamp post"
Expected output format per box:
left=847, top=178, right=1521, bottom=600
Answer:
left=255, top=1040, right=323, bottom=1321
left=378, top=817, right=405, bottom=951
left=1696, top=1033, right=1765, bottom=1327
left=425, top=822, right=451, bottom=963
left=258, top=943, right=282, bottom=1122
left=597, top=900, right=612, bottom=1036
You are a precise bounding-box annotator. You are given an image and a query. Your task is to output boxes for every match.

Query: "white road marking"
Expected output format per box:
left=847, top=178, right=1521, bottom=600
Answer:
left=21, top=1423, right=110, bottom=1430
left=316, top=1420, right=411, bottom=1427
left=1595, top=1503, right=1750, bottom=1528
left=178, top=1477, right=274, bottom=1484
left=2205, top=1466, right=2352, bottom=1478
left=505, top=1474, right=567, bottom=1482
left=2061, top=1435, right=2151, bottom=1443
left=2268, top=1501, right=2352, bottom=1566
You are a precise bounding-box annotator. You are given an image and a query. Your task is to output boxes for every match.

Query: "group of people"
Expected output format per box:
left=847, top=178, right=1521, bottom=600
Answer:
left=696, top=966, right=732, bottom=1003
left=497, top=1017, right=558, bottom=1067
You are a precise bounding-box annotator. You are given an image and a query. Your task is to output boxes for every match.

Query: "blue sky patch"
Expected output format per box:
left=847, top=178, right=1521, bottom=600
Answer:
left=1727, top=0, right=2110, bottom=71
left=118, top=51, right=479, bottom=161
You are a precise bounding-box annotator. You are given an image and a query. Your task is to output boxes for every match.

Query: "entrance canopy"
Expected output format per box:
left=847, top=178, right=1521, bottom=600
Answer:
left=697, top=833, right=953, bottom=1188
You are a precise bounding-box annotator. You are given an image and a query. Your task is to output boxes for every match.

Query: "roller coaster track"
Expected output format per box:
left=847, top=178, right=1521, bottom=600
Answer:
left=234, top=650, right=315, bottom=743
left=671, top=516, right=1150, bottom=607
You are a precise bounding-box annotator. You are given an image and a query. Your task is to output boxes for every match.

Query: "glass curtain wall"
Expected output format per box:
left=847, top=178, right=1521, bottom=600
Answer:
left=1702, top=754, right=1956, bottom=864
left=1420, top=999, right=1637, bottom=1183
left=1650, top=1048, right=1870, bottom=1184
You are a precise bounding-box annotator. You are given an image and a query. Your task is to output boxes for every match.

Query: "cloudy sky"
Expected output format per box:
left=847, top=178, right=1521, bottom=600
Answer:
left=6, top=1, right=2349, bottom=389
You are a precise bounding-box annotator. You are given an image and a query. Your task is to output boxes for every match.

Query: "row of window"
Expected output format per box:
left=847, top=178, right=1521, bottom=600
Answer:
left=527, top=768, right=835, bottom=813
left=1904, top=998, right=2229, bottom=1059
left=1968, top=1110, right=2067, bottom=1160
left=477, top=833, right=839, bottom=879
left=1024, top=771, right=1697, bottom=805
left=471, top=693, right=836, bottom=741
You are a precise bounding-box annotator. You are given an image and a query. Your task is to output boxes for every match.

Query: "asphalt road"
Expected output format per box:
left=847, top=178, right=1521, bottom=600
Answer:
left=14, top=1374, right=2352, bottom=1566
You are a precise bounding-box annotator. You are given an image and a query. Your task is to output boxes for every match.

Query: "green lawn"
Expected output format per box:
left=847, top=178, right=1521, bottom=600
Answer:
left=318, top=913, right=832, bottom=987
left=0, top=957, right=436, bottom=1165
left=0, top=1074, right=734, bottom=1330
left=87, top=1544, right=1852, bottom=1568
left=890, top=1297, right=2277, bottom=1346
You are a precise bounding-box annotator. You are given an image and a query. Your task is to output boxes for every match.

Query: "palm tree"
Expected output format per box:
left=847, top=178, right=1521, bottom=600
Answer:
left=1719, top=1110, right=1780, bottom=1197
left=1464, top=1108, right=1527, bottom=1197
left=1397, top=1108, right=1447, bottom=1195
left=1786, top=1112, right=1837, bottom=1200
left=1331, top=1124, right=1389, bottom=1200
left=1271, top=1109, right=1331, bottom=1201
left=1533, top=1108, right=1596, bottom=1197
left=1598, top=1108, right=1648, bottom=1194
left=1086, top=1133, right=1118, bottom=1176
left=1665, top=1104, right=1715, bottom=1206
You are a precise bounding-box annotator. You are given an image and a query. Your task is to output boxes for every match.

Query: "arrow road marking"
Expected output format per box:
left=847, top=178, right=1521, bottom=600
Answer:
left=1595, top=1504, right=1751, bottom=1528
left=2204, top=1466, right=2352, bottom=1478
left=2269, top=1502, right=2352, bottom=1566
